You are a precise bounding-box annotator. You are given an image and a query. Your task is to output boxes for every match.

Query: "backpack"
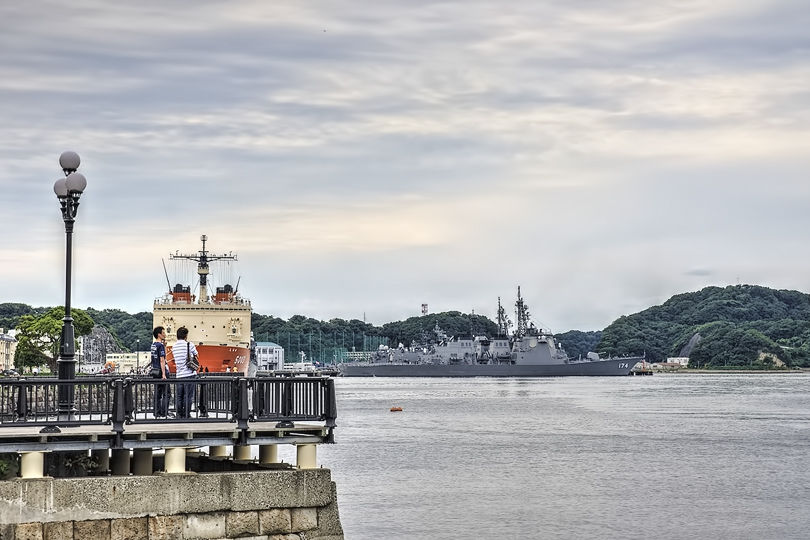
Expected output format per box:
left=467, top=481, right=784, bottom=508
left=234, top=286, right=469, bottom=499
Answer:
left=186, top=342, right=200, bottom=372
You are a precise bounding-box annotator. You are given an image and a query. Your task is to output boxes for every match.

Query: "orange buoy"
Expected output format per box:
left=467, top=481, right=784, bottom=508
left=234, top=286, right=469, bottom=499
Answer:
left=390, top=407, right=403, bottom=412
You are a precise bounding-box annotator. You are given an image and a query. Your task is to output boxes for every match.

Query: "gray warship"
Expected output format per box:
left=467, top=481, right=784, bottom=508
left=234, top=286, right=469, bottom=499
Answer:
left=339, top=288, right=643, bottom=377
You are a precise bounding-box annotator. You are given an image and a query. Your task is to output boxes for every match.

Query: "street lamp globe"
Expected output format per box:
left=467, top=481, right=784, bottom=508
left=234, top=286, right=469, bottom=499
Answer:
left=65, top=172, right=87, bottom=193
left=53, top=178, right=68, bottom=197
left=59, top=151, right=81, bottom=173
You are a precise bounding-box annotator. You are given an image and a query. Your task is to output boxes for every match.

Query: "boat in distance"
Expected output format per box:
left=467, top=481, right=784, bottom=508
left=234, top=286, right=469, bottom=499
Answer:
left=153, top=235, right=251, bottom=374
left=339, top=288, right=643, bottom=378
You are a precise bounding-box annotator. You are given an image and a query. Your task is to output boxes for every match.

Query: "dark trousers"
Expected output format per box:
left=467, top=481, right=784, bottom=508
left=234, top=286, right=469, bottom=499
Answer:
left=153, top=372, right=170, bottom=417
left=176, top=377, right=196, bottom=418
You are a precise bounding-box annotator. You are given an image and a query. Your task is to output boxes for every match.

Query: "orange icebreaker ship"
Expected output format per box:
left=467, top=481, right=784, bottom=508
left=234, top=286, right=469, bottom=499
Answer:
left=153, top=235, right=251, bottom=373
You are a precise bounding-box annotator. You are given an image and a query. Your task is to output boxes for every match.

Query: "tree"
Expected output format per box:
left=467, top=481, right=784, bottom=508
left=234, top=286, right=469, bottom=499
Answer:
left=14, top=308, right=94, bottom=372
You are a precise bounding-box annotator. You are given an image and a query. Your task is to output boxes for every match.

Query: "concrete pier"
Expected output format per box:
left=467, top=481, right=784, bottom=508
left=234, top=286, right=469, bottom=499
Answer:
left=0, top=468, right=343, bottom=540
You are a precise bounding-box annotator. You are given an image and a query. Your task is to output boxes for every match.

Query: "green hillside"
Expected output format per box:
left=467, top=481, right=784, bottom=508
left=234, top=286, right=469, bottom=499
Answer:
left=5, top=284, right=810, bottom=369
left=598, top=285, right=810, bottom=368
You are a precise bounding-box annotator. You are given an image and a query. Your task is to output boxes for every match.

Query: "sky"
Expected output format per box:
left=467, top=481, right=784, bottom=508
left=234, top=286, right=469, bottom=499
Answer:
left=1, top=0, right=809, bottom=332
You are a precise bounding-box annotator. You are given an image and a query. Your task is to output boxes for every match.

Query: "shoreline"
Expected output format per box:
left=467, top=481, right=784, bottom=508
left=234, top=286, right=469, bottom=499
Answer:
left=645, top=369, right=810, bottom=375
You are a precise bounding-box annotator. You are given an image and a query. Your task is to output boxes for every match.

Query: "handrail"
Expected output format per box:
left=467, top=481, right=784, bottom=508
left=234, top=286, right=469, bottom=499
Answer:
left=0, top=375, right=337, bottom=446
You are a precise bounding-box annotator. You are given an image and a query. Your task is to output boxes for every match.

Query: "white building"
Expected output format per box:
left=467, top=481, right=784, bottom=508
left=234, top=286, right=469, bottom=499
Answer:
left=0, top=329, right=17, bottom=371
left=666, top=357, right=690, bottom=366
left=255, top=342, right=284, bottom=371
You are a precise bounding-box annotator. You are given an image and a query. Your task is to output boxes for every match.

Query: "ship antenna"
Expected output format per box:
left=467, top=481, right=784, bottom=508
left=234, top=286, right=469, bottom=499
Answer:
left=515, top=286, right=531, bottom=339
left=162, top=259, right=172, bottom=292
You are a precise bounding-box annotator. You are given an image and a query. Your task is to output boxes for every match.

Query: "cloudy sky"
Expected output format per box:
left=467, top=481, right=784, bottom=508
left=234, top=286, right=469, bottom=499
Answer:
left=1, top=0, right=809, bottom=332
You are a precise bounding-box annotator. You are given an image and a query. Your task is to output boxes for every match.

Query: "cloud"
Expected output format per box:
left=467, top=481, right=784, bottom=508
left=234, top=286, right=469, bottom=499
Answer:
left=1, top=0, right=810, bottom=331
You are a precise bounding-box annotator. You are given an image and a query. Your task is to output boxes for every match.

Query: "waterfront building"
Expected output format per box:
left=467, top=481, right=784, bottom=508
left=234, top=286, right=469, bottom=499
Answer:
left=255, top=341, right=284, bottom=371
left=0, top=329, right=17, bottom=371
left=105, top=352, right=147, bottom=373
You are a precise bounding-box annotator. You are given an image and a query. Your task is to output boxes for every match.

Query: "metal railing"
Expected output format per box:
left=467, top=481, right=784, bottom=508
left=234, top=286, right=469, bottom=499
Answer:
left=0, top=375, right=337, bottom=446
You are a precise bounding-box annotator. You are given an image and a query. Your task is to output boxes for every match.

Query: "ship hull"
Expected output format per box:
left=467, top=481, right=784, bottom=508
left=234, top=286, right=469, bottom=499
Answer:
left=166, top=344, right=250, bottom=374
left=339, top=357, right=639, bottom=377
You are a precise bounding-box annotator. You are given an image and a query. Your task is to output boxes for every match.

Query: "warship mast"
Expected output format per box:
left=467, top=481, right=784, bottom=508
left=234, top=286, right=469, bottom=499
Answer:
left=514, top=286, right=532, bottom=339
left=496, top=297, right=511, bottom=337
left=169, top=234, right=238, bottom=304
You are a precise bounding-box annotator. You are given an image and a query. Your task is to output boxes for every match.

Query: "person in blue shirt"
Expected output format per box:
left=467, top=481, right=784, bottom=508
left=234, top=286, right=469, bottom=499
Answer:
left=151, top=326, right=171, bottom=417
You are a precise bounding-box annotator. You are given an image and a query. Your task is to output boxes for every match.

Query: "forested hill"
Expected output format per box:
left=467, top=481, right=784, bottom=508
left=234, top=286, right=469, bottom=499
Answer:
left=597, top=285, right=810, bottom=367
left=6, top=284, right=810, bottom=368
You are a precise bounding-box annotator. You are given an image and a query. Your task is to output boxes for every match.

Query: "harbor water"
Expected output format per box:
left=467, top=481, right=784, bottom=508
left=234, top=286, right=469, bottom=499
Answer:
left=280, top=374, right=810, bottom=539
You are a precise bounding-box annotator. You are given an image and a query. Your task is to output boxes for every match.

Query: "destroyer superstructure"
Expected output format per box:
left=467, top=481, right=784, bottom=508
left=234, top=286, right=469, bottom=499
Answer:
left=153, top=235, right=251, bottom=373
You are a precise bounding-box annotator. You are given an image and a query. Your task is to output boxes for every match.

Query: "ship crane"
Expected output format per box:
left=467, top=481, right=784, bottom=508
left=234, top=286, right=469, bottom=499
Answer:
left=169, top=234, right=238, bottom=304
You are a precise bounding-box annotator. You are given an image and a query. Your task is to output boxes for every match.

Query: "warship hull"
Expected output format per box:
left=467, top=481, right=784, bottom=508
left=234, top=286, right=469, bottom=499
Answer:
left=339, top=357, right=640, bottom=377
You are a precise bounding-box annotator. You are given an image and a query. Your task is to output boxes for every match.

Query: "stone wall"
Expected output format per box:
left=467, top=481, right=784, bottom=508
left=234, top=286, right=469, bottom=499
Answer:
left=0, top=469, right=343, bottom=540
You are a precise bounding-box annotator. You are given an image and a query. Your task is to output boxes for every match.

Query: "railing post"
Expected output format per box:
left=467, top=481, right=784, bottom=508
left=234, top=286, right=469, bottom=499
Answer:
left=324, top=378, right=337, bottom=443
left=111, top=379, right=126, bottom=447
left=124, top=378, right=135, bottom=423
left=15, top=382, right=28, bottom=421
left=276, top=379, right=294, bottom=429
left=234, top=378, right=250, bottom=444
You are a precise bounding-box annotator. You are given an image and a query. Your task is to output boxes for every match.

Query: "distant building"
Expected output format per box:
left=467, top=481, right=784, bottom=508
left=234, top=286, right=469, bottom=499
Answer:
left=666, top=357, right=690, bottom=366
left=255, top=342, right=284, bottom=371
left=0, top=329, right=17, bottom=371
left=105, top=352, right=148, bottom=374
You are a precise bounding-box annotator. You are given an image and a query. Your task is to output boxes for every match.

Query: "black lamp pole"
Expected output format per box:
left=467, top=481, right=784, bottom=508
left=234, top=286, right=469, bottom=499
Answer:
left=53, top=151, right=87, bottom=417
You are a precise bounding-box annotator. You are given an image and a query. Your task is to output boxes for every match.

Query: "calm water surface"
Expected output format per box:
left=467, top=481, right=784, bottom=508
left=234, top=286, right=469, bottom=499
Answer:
left=280, top=374, right=810, bottom=540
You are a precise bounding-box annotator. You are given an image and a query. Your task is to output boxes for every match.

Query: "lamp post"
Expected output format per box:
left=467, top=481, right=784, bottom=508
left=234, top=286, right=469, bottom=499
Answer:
left=53, top=151, right=87, bottom=418
left=136, top=338, right=140, bottom=373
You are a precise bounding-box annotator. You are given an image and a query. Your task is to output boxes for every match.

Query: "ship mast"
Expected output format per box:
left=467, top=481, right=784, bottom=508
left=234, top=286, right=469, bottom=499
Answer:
left=169, top=235, right=238, bottom=304
left=514, top=286, right=531, bottom=339
left=496, top=297, right=511, bottom=337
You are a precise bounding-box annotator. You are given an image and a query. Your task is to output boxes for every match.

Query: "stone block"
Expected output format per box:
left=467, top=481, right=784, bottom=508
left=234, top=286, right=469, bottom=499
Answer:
left=259, top=509, right=291, bottom=535
left=314, top=482, right=344, bottom=537
left=15, top=523, right=42, bottom=540
left=0, top=523, right=16, bottom=540
left=43, top=521, right=73, bottom=540
left=148, top=515, right=182, bottom=540
left=0, top=470, right=337, bottom=524
left=267, top=535, right=301, bottom=540
left=111, top=517, right=147, bottom=540
left=74, top=519, right=110, bottom=540
left=183, top=512, right=226, bottom=539
left=225, top=511, right=259, bottom=537
left=290, top=508, right=318, bottom=532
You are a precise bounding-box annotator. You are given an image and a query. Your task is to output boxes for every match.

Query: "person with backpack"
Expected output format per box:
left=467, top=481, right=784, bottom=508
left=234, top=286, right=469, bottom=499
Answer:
left=172, top=327, right=199, bottom=418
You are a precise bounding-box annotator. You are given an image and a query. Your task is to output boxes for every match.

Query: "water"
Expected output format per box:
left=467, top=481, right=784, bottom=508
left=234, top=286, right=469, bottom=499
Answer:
left=281, top=374, right=810, bottom=540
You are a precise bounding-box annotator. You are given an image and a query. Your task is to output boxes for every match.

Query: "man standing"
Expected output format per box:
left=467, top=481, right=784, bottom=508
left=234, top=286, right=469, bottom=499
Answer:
left=172, top=327, right=199, bottom=418
left=151, top=326, right=170, bottom=417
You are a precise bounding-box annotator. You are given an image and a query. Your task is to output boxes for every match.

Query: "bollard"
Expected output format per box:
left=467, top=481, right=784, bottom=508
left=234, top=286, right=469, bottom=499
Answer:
left=233, top=445, right=252, bottom=461
left=259, top=444, right=279, bottom=464
left=20, top=452, right=45, bottom=479
left=111, top=449, right=131, bottom=476
left=296, top=444, right=317, bottom=469
left=92, top=449, right=110, bottom=472
left=133, top=449, right=153, bottom=476
left=164, top=448, right=187, bottom=473
left=208, top=445, right=228, bottom=459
